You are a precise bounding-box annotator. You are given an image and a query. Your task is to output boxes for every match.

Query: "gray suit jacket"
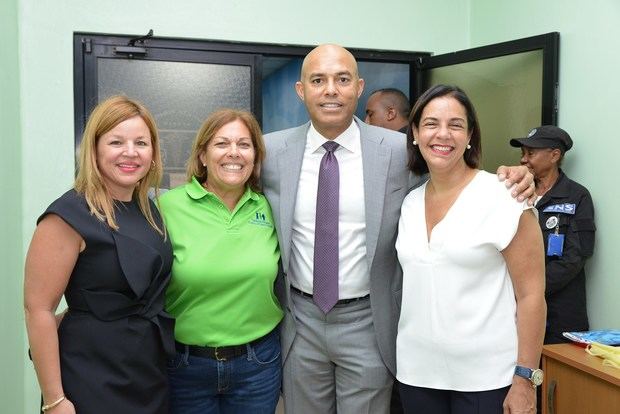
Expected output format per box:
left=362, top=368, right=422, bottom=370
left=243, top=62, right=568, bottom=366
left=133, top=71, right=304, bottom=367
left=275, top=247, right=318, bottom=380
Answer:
left=262, top=116, right=420, bottom=375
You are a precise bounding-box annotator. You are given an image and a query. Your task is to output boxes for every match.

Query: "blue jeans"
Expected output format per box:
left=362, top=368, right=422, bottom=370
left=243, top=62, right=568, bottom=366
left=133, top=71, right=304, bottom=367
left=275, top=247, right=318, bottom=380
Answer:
left=168, top=329, right=281, bottom=414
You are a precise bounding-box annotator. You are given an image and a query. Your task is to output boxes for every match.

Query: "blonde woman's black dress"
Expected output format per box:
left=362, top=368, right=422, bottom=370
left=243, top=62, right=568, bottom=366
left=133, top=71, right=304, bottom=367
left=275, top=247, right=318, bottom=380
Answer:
left=40, top=190, right=174, bottom=413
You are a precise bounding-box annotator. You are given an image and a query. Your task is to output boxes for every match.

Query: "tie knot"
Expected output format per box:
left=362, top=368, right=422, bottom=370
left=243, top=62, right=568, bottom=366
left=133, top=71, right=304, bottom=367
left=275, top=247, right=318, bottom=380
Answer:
left=322, top=141, right=339, bottom=153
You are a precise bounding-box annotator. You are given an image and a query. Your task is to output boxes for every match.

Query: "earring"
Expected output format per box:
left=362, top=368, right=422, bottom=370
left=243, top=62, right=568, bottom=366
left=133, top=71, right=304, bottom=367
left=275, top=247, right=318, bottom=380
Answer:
left=151, top=160, right=156, bottom=167
left=466, top=144, right=471, bottom=149
left=203, top=163, right=207, bottom=167
left=412, top=140, right=418, bottom=146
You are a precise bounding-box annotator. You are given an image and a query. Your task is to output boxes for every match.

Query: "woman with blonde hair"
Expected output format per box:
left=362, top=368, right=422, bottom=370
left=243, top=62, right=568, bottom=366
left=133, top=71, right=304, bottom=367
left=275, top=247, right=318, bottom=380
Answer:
left=24, top=95, right=174, bottom=413
left=160, top=108, right=283, bottom=413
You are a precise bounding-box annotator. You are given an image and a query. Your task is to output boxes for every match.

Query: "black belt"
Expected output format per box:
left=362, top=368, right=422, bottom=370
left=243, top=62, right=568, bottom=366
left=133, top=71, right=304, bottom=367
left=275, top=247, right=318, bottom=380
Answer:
left=291, top=286, right=369, bottom=305
left=175, top=331, right=271, bottom=361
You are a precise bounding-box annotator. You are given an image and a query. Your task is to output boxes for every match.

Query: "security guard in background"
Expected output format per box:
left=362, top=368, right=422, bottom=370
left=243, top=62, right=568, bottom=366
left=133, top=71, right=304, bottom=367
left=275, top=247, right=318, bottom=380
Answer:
left=510, top=125, right=596, bottom=344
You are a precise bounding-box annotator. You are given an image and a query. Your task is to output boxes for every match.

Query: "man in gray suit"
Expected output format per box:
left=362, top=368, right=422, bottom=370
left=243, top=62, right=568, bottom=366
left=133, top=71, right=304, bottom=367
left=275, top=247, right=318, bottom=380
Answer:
left=261, top=44, right=533, bottom=414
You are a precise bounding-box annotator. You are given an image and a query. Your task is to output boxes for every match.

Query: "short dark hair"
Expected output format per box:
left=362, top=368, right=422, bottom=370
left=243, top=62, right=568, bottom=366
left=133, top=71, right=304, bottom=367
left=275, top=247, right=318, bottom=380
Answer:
left=370, top=88, right=411, bottom=118
left=407, top=84, right=482, bottom=175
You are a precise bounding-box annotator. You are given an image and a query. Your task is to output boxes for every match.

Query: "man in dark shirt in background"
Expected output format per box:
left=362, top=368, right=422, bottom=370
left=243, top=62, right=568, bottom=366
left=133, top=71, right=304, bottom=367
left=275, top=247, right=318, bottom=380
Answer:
left=364, top=88, right=410, bottom=134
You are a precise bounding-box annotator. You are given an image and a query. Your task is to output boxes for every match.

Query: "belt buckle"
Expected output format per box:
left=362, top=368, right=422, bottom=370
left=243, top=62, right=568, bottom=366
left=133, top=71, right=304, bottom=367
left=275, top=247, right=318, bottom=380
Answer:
left=214, top=347, right=226, bottom=361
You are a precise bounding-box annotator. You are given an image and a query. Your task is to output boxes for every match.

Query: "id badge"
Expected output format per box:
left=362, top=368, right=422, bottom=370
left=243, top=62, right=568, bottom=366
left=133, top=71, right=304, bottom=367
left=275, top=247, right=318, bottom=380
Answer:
left=547, top=233, right=565, bottom=257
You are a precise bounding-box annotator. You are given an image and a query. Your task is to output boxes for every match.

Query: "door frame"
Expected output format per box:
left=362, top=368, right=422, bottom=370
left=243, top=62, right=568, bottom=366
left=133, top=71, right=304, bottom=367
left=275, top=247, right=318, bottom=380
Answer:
left=414, top=32, right=560, bottom=125
left=73, top=32, right=428, bottom=147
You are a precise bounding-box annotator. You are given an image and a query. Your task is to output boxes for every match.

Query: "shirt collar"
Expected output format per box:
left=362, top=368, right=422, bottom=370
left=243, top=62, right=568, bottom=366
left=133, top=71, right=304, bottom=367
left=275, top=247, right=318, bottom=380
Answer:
left=542, top=169, right=570, bottom=199
left=185, top=176, right=259, bottom=202
left=307, top=119, right=361, bottom=154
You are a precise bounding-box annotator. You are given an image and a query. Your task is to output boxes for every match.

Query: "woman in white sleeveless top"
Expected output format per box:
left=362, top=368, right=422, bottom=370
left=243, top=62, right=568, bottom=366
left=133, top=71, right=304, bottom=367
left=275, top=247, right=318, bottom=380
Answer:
left=396, top=85, right=546, bottom=414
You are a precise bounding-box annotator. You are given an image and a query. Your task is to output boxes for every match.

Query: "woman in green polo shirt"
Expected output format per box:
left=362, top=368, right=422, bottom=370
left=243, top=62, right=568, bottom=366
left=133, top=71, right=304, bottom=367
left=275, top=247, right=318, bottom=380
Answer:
left=159, top=109, right=283, bottom=414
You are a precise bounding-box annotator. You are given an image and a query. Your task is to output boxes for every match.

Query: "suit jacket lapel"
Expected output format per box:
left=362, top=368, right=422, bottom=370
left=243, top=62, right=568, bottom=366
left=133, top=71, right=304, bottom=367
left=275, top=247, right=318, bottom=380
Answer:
left=358, top=118, right=391, bottom=268
left=276, top=123, right=309, bottom=272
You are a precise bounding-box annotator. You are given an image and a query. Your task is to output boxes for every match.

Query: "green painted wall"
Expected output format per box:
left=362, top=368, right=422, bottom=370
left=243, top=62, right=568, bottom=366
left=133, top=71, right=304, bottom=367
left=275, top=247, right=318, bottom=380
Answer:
left=0, top=0, right=24, bottom=412
left=15, top=1, right=469, bottom=411
left=11, top=0, right=618, bottom=410
left=470, top=0, right=620, bottom=332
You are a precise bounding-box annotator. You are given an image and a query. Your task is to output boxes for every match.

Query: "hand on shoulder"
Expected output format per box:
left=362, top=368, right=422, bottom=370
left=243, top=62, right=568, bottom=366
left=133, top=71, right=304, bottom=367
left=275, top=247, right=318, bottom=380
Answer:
left=497, top=165, right=536, bottom=205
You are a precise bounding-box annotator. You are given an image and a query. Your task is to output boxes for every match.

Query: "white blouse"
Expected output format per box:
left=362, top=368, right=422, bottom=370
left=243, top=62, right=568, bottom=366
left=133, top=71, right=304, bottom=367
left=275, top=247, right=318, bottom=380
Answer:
left=396, top=170, right=532, bottom=391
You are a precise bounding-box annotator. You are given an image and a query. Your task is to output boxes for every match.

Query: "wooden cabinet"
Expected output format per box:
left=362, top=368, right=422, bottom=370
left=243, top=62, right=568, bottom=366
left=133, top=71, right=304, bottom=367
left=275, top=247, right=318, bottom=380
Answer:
left=542, top=344, right=620, bottom=414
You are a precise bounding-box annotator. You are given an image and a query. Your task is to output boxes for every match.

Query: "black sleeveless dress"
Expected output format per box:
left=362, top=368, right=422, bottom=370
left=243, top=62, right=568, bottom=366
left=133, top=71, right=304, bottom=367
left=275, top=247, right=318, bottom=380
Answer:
left=40, top=190, right=174, bottom=413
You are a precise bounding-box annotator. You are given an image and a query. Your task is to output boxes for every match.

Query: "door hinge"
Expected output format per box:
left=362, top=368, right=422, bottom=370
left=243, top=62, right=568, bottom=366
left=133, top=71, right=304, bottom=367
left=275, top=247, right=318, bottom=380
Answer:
left=83, top=38, right=92, bottom=54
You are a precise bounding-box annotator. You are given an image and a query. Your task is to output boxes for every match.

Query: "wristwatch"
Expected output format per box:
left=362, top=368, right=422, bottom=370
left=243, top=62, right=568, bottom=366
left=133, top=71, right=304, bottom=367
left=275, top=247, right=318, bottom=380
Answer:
left=514, top=365, right=544, bottom=387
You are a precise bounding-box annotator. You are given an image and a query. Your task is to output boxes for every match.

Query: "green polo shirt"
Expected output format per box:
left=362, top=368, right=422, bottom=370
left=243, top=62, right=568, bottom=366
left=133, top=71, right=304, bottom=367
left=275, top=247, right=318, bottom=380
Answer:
left=159, top=177, right=282, bottom=346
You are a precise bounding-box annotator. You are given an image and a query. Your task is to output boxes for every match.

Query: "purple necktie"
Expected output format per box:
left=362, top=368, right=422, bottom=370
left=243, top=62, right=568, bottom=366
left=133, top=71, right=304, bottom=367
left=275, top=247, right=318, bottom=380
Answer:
left=313, top=141, right=340, bottom=313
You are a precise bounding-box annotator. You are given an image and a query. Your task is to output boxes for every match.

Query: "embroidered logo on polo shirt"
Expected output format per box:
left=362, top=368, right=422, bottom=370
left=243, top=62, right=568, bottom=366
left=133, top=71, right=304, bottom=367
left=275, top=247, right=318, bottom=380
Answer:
left=249, top=211, right=273, bottom=227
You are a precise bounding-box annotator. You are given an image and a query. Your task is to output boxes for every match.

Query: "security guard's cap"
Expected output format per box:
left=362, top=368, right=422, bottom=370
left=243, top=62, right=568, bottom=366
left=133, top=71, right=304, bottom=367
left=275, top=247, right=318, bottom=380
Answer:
left=510, top=125, right=573, bottom=153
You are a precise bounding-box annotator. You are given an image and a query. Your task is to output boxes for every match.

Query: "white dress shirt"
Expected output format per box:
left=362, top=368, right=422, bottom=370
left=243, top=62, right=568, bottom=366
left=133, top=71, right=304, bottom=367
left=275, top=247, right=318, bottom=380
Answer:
left=289, top=121, right=369, bottom=299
